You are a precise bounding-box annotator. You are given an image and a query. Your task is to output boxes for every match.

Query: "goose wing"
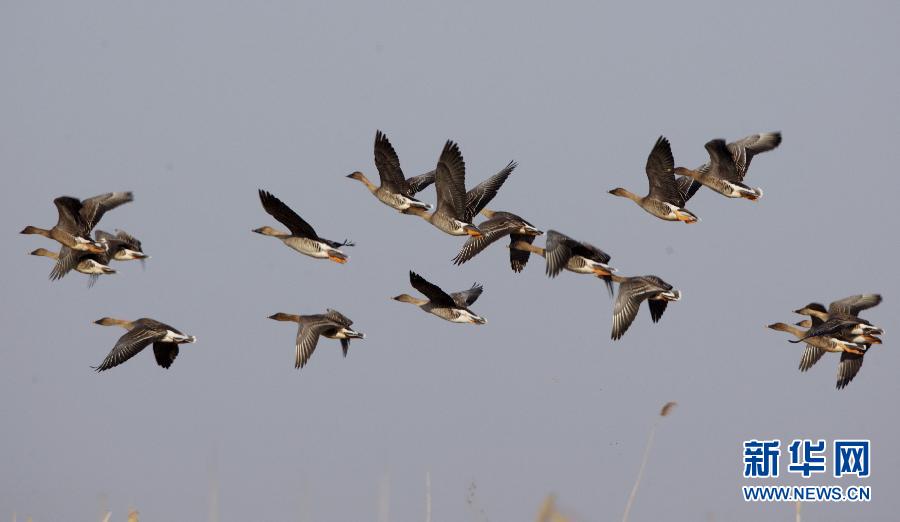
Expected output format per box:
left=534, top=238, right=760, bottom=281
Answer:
left=53, top=196, right=87, bottom=234
left=544, top=230, right=578, bottom=278
left=509, top=234, right=535, bottom=273
left=836, top=351, right=864, bottom=390
left=676, top=173, right=704, bottom=203
left=115, top=229, right=143, bottom=250
left=295, top=316, right=337, bottom=369
left=645, top=136, right=684, bottom=206
left=828, top=294, right=882, bottom=319
left=452, top=214, right=519, bottom=266
left=463, top=161, right=516, bottom=223
left=49, top=246, right=82, bottom=281
left=258, top=189, right=319, bottom=239
left=611, top=277, right=666, bottom=340
left=451, top=283, right=484, bottom=308
left=405, top=170, right=436, bottom=195
left=325, top=308, right=353, bottom=327
left=799, top=344, right=827, bottom=372
left=409, top=271, right=457, bottom=307
left=727, top=132, right=782, bottom=180
left=153, top=342, right=180, bottom=369
left=704, top=139, right=741, bottom=182
left=79, top=192, right=134, bottom=231
left=373, top=130, right=408, bottom=193
left=94, top=324, right=166, bottom=371
left=433, top=141, right=467, bottom=220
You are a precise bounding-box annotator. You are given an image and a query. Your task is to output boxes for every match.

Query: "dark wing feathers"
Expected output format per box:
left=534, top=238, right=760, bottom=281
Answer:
left=258, top=189, right=319, bottom=239
left=94, top=326, right=165, bottom=371
left=373, top=130, right=407, bottom=193
left=828, top=294, right=882, bottom=318
left=405, top=170, right=436, bottom=194
left=727, top=132, right=782, bottom=179
left=645, top=136, right=684, bottom=206
left=508, top=234, right=534, bottom=273
left=409, top=271, right=457, bottom=307
left=705, top=139, right=740, bottom=182
left=799, top=344, right=827, bottom=372
left=464, top=161, right=516, bottom=222
left=153, top=342, right=180, bottom=369
left=648, top=299, right=668, bottom=323
left=544, top=230, right=576, bottom=278
left=611, top=277, right=669, bottom=340
left=79, top=192, right=134, bottom=232
left=433, top=141, right=467, bottom=220
left=451, top=283, right=484, bottom=307
left=452, top=214, right=520, bottom=266
left=836, top=352, right=864, bottom=390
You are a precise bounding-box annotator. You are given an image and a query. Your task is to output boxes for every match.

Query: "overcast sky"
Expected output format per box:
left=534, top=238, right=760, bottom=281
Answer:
left=2, top=1, right=898, bottom=521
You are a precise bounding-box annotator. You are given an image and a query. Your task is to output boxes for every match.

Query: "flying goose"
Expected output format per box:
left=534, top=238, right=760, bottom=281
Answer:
left=347, top=130, right=436, bottom=211
left=609, top=137, right=699, bottom=223
left=791, top=294, right=883, bottom=344
left=677, top=132, right=782, bottom=202
left=47, top=228, right=149, bottom=282
left=403, top=140, right=516, bottom=236
left=510, top=229, right=616, bottom=292
left=392, top=271, right=486, bottom=324
left=452, top=209, right=542, bottom=271
left=93, top=317, right=197, bottom=371
left=768, top=321, right=880, bottom=389
left=673, top=139, right=762, bottom=200
left=30, top=248, right=115, bottom=287
left=268, top=309, right=364, bottom=369
left=254, top=189, right=354, bottom=263
left=21, top=192, right=133, bottom=254
left=610, top=275, right=681, bottom=340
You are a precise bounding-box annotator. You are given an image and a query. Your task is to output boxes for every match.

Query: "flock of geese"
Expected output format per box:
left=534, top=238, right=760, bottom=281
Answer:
left=20, top=130, right=886, bottom=387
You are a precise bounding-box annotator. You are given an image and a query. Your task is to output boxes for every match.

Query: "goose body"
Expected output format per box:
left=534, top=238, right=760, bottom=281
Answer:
left=21, top=192, right=133, bottom=254
left=404, top=140, right=515, bottom=237
left=768, top=321, right=880, bottom=389
left=95, top=229, right=149, bottom=261
left=674, top=139, right=762, bottom=200
left=30, top=248, right=116, bottom=286
left=677, top=132, right=782, bottom=203
left=254, top=189, right=354, bottom=263
left=609, top=137, right=699, bottom=223
left=510, top=229, right=616, bottom=293
left=792, top=294, right=884, bottom=343
left=93, top=317, right=196, bottom=371
left=610, top=275, right=681, bottom=340
left=452, top=209, right=542, bottom=271
left=393, top=271, right=486, bottom=324
left=269, top=309, right=364, bottom=369
left=348, top=130, right=436, bottom=212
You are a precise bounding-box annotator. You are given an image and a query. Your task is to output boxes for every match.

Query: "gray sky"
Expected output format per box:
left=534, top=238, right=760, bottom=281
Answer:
left=2, top=1, right=898, bottom=520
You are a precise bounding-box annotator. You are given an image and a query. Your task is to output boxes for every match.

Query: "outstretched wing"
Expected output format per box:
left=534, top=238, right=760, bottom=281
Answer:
left=80, top=192, right=134, bottom=232
left=508, top=234, right=534, bottom=273
left=464, top=161, right=516, bottom=222
left=325, top=309, right=353, bottom=327
left=94, top=326, right=164, bottom=371
left=799, top=344, right=827, bottom=372
left=705, top=139, right=741, bottom=182
left=828, top=294, right=882, bottom=319
left=544, top=229, right=577, bottom=278
left=433, top=141, right=467, bottom=220
left=153, top=342, right=180, bottom=369
left=645, top=136, right=684, bottom=206
left=409, top=271, right=456, bottom=307
left=373, top=130, right=407, bottom=193
left=258, top=189, right=319, bottom=239
left=405, top=170, right=436, bottom=195
left=295, top=318, right=334, bottom=369
left=727, top=132, right=782, bottom=180
left=452, top=215, right=518, bottom=266
left=451, top=283, right=484, bottom=307
left=611, top=277, right=665, bottom=340
left=836, top=351, right=864, bottom=390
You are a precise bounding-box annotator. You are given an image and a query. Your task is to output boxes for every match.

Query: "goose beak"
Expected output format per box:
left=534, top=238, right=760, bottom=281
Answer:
left=464, top=225, right=483, bottom=237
